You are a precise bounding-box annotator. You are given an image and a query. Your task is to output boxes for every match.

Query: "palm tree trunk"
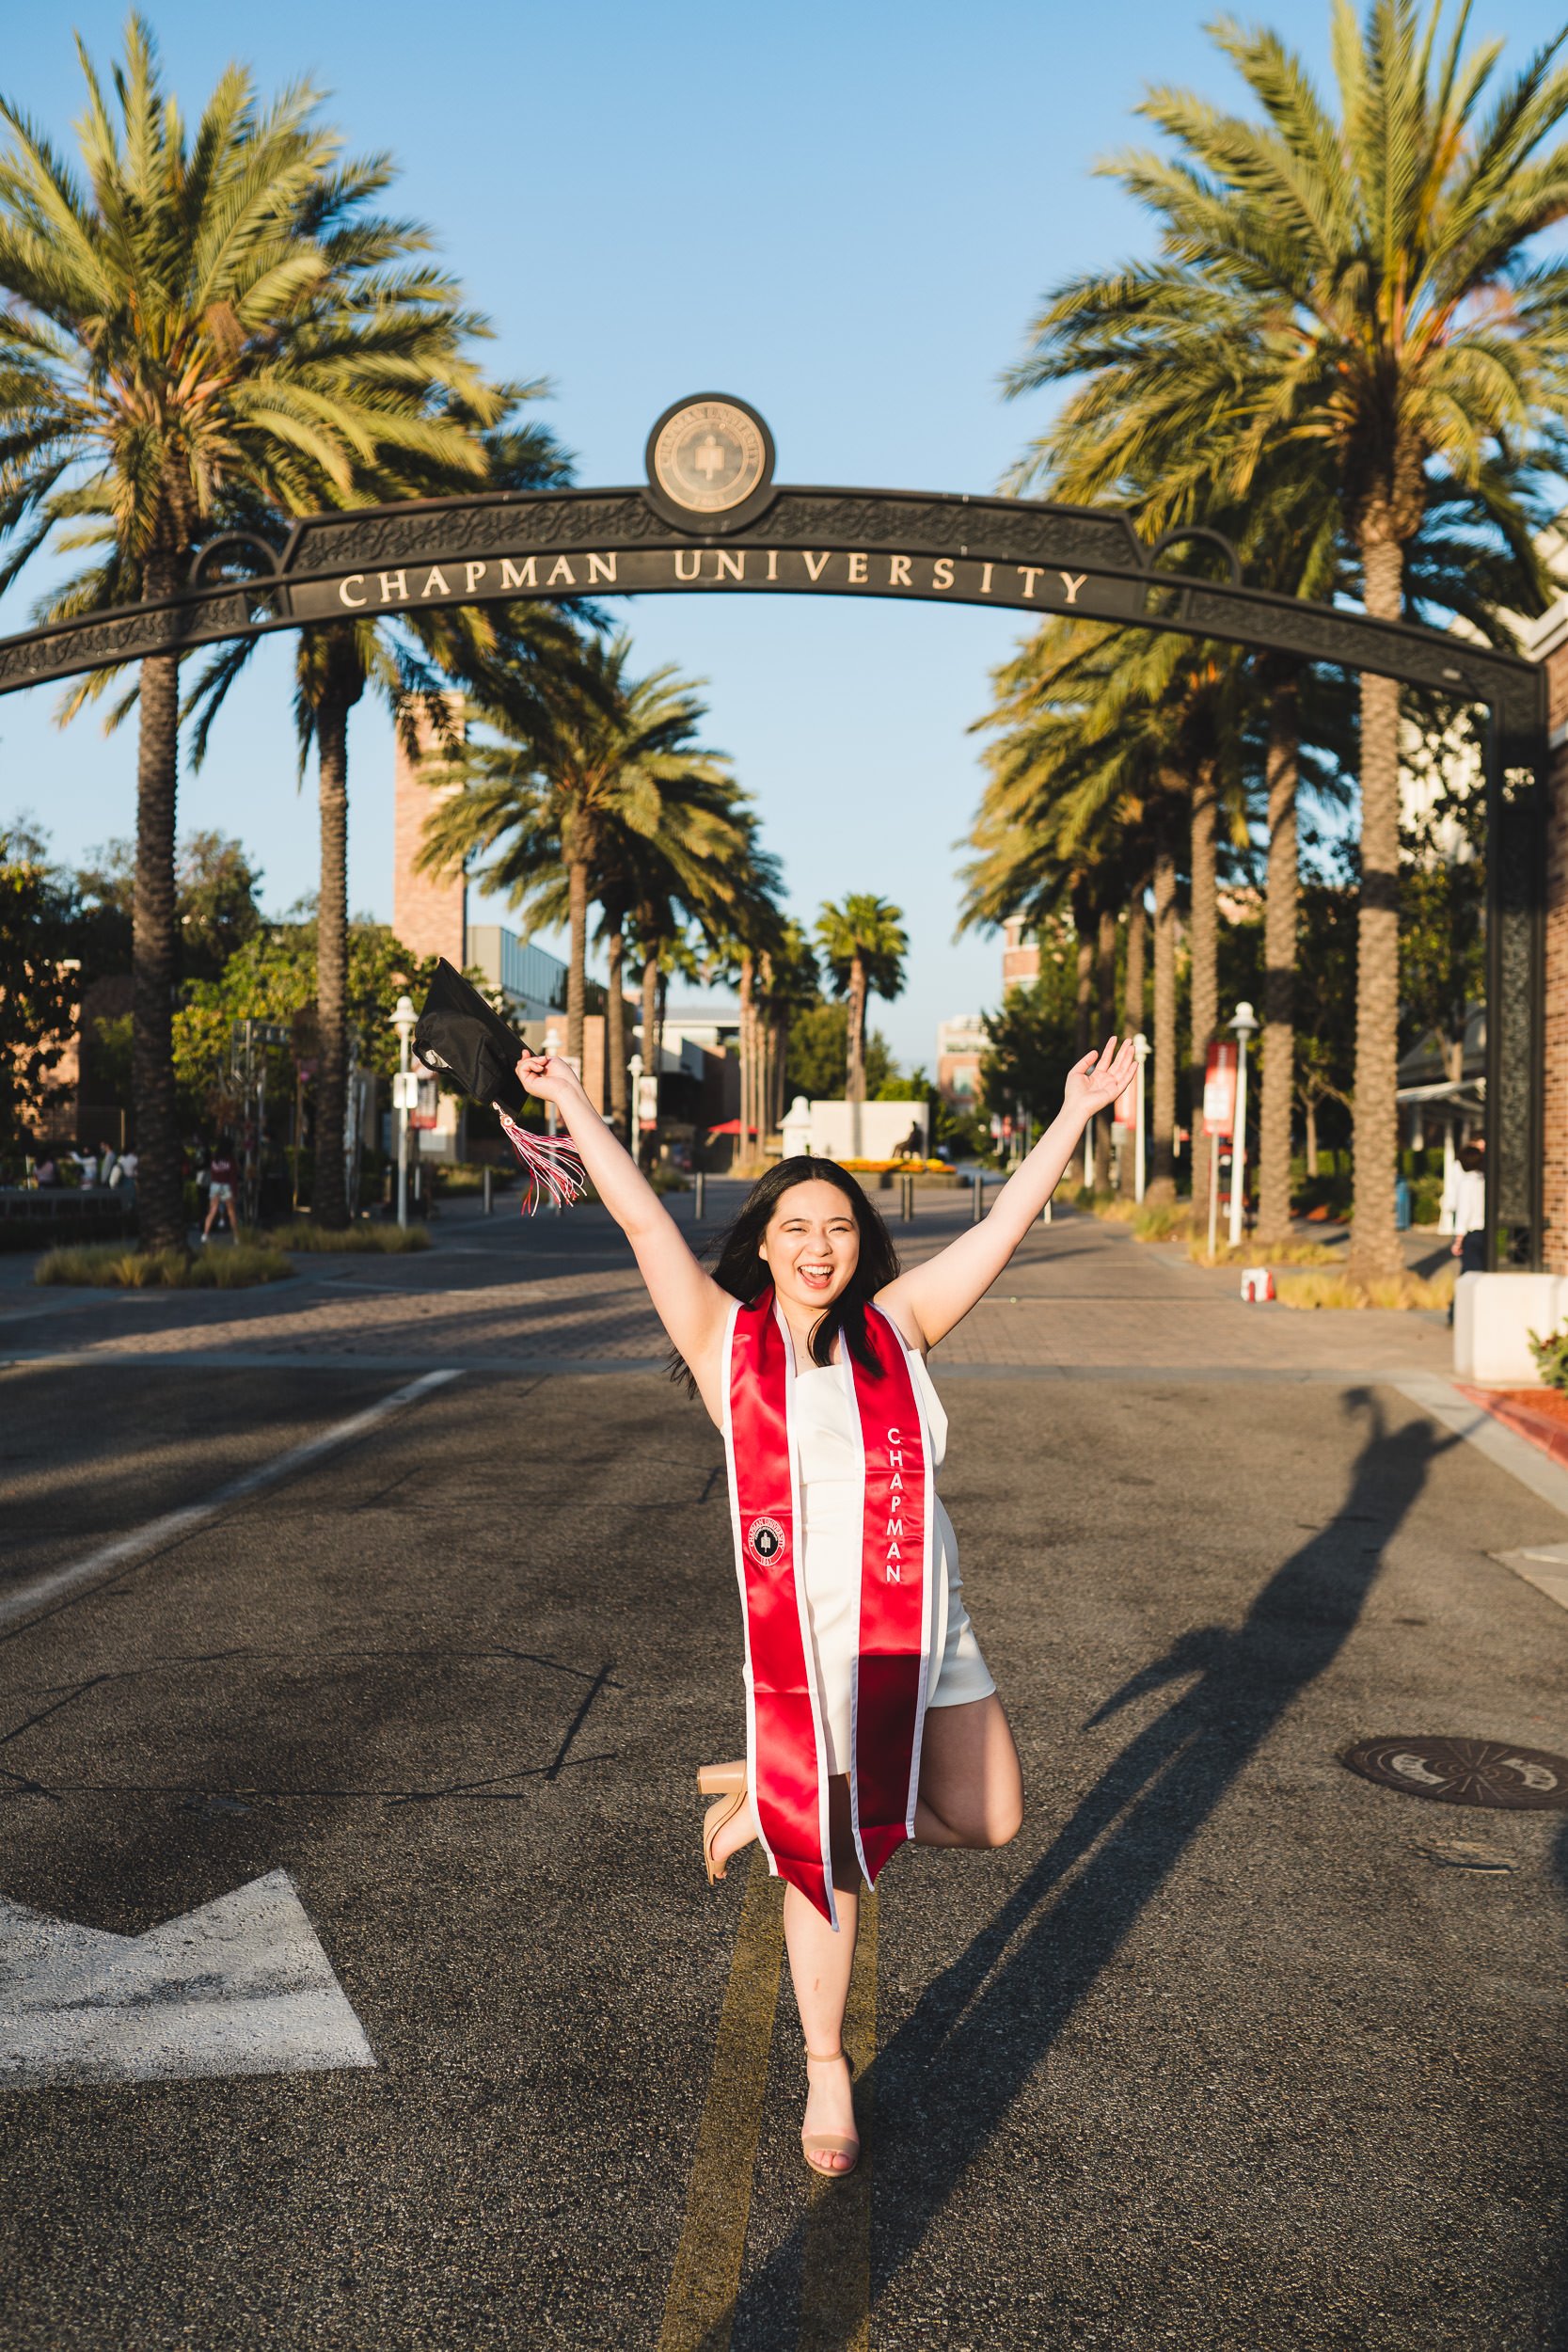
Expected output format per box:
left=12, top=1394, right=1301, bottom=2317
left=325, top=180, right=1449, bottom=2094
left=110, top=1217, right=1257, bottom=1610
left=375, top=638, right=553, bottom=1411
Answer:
left=1256, top=681, right=1300, bottom=1248
left=565, top=853, right=589, bottom=1068
left=758, top=954, right=775, bottom=1148
left=1305, top=1098, right=1319, bottom=1179
left=1188, top=760, right=1218, bottom=1216
left=1120, top=890, right=1147, bottom=1195
left=606, top=919, right=628, bottom=1142
left=1148, top=843, right=1178, bottom=1202
left=771, top=1010, right=789, bottom=1128
left=312, top=656, right=357, bottom=1233
left=1069, top=914, right=1093, bottom=1186
left=846, top=950, right=866, bottom=1158
left=1348, top=532, right=1407, bottom=1284
left=846, top=954, right=866, bottom=1102
left=132, top=555, right=182, bottom=1254
left=1094, top=900, right=1116, bottom=1191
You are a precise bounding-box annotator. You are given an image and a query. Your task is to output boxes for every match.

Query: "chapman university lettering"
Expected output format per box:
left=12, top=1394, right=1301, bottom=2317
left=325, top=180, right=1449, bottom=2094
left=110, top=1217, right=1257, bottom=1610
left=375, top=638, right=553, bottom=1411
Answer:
left=329, top=547, right=1095, bottom=612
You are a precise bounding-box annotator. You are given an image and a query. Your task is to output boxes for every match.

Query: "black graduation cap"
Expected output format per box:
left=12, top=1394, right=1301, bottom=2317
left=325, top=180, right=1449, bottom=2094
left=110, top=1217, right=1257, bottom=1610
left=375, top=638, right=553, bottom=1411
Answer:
left=413, top=959, right=528, bottom=1117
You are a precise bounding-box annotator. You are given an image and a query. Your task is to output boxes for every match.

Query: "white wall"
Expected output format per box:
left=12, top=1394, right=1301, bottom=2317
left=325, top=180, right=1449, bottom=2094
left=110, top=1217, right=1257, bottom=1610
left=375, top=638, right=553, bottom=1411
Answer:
left=786, top=1100, right=930, bottom=1161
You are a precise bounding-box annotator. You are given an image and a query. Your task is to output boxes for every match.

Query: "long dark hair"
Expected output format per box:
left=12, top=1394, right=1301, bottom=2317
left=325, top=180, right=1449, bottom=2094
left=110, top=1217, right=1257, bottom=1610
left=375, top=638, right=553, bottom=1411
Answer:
left=670, top=1155, right=901, bottom=1395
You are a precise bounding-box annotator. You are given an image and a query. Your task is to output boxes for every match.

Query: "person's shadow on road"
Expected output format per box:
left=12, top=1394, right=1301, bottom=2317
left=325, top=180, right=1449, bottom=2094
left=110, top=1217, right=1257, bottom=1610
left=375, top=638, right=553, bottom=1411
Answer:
left=718, top=1386, right=1456, bottom=2351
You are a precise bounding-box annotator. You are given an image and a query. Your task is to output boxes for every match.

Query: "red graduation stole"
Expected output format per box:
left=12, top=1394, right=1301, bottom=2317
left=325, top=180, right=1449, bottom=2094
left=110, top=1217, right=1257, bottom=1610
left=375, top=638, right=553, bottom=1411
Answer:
left=723, top=1288, right=933, bottom=1926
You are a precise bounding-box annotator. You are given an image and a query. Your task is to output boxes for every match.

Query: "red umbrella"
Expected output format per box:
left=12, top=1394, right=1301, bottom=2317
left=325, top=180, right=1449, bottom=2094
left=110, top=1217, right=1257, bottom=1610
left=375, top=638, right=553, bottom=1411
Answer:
left=706, top=1120, right=758, bottom=1136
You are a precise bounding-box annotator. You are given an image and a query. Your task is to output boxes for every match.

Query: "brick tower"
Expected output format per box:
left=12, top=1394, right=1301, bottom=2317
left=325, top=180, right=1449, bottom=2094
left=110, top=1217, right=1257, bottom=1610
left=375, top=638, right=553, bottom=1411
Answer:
left=1002, top=914, right=1039, bottom=993
left=392, top=700, right=467, bottom=966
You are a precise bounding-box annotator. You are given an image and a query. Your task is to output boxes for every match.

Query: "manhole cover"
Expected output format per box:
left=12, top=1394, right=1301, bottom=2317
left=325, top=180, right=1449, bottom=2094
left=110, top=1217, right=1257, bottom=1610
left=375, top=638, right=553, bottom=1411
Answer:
left=1340, top=1736, right=1568, bottom=1810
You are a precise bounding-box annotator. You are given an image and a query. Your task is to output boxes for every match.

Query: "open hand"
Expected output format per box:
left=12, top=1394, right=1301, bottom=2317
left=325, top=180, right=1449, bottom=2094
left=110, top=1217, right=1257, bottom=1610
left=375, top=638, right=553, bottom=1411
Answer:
left=1062, top=1036, right=1138, bottom=1123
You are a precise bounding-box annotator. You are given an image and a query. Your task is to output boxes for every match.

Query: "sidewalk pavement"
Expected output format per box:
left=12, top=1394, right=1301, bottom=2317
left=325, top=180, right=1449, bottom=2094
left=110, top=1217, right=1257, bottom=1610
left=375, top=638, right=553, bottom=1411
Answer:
left=0, top=1198, right=1458, bottom=1379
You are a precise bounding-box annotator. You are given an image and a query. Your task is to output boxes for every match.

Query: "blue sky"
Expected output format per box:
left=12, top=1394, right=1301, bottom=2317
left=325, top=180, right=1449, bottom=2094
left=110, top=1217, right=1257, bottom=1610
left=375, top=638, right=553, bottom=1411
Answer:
left=3, top=1, right=1565, bottom=1065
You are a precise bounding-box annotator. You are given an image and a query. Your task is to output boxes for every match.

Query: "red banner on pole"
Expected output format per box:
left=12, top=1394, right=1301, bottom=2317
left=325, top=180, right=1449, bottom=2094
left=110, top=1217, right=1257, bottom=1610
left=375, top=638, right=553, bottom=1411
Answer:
left=1202, top=1041, right=1238, bottom=1136
left=1112, top=1077, right=1137, bottom=1128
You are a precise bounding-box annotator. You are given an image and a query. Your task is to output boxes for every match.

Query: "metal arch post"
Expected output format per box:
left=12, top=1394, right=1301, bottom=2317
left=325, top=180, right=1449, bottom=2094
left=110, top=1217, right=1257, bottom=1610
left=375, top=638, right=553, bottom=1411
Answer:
left=1482, top=680, right=1549, bottom=1272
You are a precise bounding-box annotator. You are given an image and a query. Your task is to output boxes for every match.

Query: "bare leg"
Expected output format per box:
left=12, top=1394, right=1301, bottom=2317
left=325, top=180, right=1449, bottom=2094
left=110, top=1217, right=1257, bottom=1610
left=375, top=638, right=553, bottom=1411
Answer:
left=913, top=1692, right=1023, bottom=1849
left=782, top=1774, right=859, bottom=2172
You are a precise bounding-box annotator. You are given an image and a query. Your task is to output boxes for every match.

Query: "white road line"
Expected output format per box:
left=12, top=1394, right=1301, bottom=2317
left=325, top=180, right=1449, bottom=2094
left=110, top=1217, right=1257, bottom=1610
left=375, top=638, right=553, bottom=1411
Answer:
left=0, top=1367, right=460, bottom=1630
left=1491, top=1546, right=1568, bottom=1614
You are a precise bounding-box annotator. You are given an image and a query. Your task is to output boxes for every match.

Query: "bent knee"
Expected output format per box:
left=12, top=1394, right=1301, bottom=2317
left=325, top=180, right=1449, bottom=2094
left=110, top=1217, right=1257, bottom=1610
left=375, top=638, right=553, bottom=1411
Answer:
left=981, top=1798, right=1023, bottom=1850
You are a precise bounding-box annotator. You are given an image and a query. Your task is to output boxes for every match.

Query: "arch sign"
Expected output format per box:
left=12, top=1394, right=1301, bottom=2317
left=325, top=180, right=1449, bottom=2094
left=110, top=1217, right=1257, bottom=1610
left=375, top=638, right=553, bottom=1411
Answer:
left=0, top=393, right=1545, bottom=1261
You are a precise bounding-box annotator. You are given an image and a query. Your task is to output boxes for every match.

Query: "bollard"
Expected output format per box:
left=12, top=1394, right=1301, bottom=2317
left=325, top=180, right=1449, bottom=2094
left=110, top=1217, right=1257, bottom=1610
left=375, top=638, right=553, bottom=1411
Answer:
left=971, top=1173, right=985, bottom=1224
left=901, top=1170, right=913, bottom=1223
left=483, top=1167, right=493, bottom=1216
left=694, top=1169, right=706, bottom=1222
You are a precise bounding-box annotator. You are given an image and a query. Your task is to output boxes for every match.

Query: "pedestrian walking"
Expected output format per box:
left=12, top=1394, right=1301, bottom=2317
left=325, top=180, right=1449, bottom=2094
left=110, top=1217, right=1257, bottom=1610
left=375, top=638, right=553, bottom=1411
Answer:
left=515, top=1029, right=1137, bottom=2180
left=1448, top=1141, right=1487, bottom=1321
left=201, top=1141, right=239, bottom=1244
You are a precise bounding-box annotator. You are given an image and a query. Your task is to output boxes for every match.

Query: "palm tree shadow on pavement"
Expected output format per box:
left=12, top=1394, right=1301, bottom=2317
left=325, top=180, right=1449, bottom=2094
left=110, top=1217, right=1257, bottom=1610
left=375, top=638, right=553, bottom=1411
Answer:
left=715, top=1387, right=1455, bottom=2350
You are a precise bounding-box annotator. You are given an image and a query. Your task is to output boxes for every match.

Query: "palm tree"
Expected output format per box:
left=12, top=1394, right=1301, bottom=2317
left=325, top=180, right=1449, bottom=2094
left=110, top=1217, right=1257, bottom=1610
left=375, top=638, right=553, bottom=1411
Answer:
left=970, top=612, right=1251, bottom=1209
left=1005, top=0, right=1568, bottom=1278
left=517, top=778, right=765, bottom=1148
left=185, top=405, right=577, bottom=1226
left=761, top=920, right=821, bottom=1132
left=816, top=896, right=908, bottom=1155
left=0, top=20, right=498, bottom=1249
left=416, top=633, right=733, bottom=1071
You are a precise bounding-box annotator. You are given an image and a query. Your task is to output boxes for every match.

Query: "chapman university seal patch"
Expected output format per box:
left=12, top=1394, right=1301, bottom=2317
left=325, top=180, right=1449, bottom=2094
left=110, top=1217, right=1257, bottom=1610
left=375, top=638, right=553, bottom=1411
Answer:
left=746, top=1515, right=786, bottom=1568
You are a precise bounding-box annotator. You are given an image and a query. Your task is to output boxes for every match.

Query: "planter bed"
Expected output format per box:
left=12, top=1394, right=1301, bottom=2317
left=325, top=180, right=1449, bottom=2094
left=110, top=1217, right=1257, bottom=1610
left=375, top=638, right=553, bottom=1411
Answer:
left=1456, top=1383, right=1568, bottom=1470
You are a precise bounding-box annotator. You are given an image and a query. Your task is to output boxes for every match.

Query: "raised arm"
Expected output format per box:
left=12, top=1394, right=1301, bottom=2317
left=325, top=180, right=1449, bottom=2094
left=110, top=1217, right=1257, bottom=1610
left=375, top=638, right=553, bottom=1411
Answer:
left=515, top=1053, right=733, bottom=1416
left=877, top=1036, right=1138, bottom=1353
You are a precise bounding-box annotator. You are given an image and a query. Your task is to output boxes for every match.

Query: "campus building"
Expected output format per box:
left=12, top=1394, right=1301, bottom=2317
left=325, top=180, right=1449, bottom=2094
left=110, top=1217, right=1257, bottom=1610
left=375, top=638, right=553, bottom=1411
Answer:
left=937, top=1015, right=987, bottom=1107
left=1001, top=914, right=1038, bottom=991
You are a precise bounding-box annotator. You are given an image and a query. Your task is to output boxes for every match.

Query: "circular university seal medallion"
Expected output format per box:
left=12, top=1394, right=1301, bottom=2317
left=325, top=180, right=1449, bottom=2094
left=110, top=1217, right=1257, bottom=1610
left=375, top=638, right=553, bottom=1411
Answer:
left=644, top=394, right=776, bottom=529
left=746, top=1515, right=786, bottom=1568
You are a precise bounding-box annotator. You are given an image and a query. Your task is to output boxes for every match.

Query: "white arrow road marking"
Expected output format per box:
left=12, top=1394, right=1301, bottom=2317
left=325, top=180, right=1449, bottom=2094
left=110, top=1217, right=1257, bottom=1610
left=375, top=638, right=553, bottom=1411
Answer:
left=0, top=1868, right=375, bottom=2087
left=0, top=1366, right=461, bottom=1630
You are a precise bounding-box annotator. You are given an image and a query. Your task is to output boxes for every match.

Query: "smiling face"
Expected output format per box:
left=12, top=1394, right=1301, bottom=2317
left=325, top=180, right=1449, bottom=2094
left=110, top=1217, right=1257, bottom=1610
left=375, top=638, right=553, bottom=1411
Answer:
left=757, top=1179, right=862, bottom=1320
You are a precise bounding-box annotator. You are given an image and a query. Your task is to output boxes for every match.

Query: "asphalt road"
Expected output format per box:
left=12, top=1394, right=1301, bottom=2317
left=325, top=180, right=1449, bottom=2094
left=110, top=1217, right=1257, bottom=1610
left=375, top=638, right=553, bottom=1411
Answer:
left=1, top=1211, right=1565, bottom=2349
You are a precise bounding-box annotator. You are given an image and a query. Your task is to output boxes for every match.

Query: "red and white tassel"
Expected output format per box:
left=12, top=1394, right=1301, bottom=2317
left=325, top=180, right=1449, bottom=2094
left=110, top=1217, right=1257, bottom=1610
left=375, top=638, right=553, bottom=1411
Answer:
left=499, top=1110, right=588, bottom=1215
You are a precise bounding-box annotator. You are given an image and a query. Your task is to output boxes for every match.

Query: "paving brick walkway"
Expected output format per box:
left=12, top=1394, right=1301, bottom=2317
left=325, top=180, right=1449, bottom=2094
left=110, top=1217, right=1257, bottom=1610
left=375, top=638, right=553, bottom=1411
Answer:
left=0, top=1197, right=1456, bottom=1378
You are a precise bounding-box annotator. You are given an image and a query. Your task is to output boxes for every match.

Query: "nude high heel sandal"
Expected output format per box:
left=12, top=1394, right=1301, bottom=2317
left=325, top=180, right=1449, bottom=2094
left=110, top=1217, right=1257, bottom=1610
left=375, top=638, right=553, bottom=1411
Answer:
left=698, top=1760, right=750, bottom=1885
left=800, top=2049, right=860, bottom=2180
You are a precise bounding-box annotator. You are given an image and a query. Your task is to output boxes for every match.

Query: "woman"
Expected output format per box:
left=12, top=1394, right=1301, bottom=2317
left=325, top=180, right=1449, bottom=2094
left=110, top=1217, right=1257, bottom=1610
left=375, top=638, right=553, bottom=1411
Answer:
left=517, top=1032, right=1136, bottom=2179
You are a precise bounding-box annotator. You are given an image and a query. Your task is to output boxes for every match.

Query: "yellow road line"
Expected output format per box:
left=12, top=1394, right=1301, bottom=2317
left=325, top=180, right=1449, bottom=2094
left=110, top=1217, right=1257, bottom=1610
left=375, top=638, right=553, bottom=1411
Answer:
left=799, top=1890, right=877, bottom=2352
left=657, top=1852, right=784, bottom=2352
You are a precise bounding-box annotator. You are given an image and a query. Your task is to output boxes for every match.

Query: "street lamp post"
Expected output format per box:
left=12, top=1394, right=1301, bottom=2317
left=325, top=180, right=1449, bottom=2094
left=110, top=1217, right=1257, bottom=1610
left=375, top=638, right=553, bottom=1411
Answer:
left=1227, top=1000, right=1258, bottom=1251
left=389, top=994, right=417, bottom=1231
left=627, top=1050, right=642, bottom=1153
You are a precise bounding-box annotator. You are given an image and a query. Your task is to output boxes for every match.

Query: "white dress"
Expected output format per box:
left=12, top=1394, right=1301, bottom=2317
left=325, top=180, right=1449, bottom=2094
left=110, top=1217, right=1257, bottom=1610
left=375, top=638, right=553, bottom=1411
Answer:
left=794, top=1356, right=994, bottom=1775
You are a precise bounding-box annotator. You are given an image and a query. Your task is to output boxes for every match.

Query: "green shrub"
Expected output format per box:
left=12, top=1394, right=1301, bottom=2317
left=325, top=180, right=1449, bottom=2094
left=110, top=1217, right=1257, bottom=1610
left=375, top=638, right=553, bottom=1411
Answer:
left=36, top=1241, right=293, bottom=1289
left=1528, top=1322, right=1568, bottom=1391
left=269, top=1220, right=431, bottom=1254
left=649, top=1165, right=689, bottom=1194
left=1276, top=1265, right=1455, bottom=1311
left=1131, top=1200, right=1197, bottom=1244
